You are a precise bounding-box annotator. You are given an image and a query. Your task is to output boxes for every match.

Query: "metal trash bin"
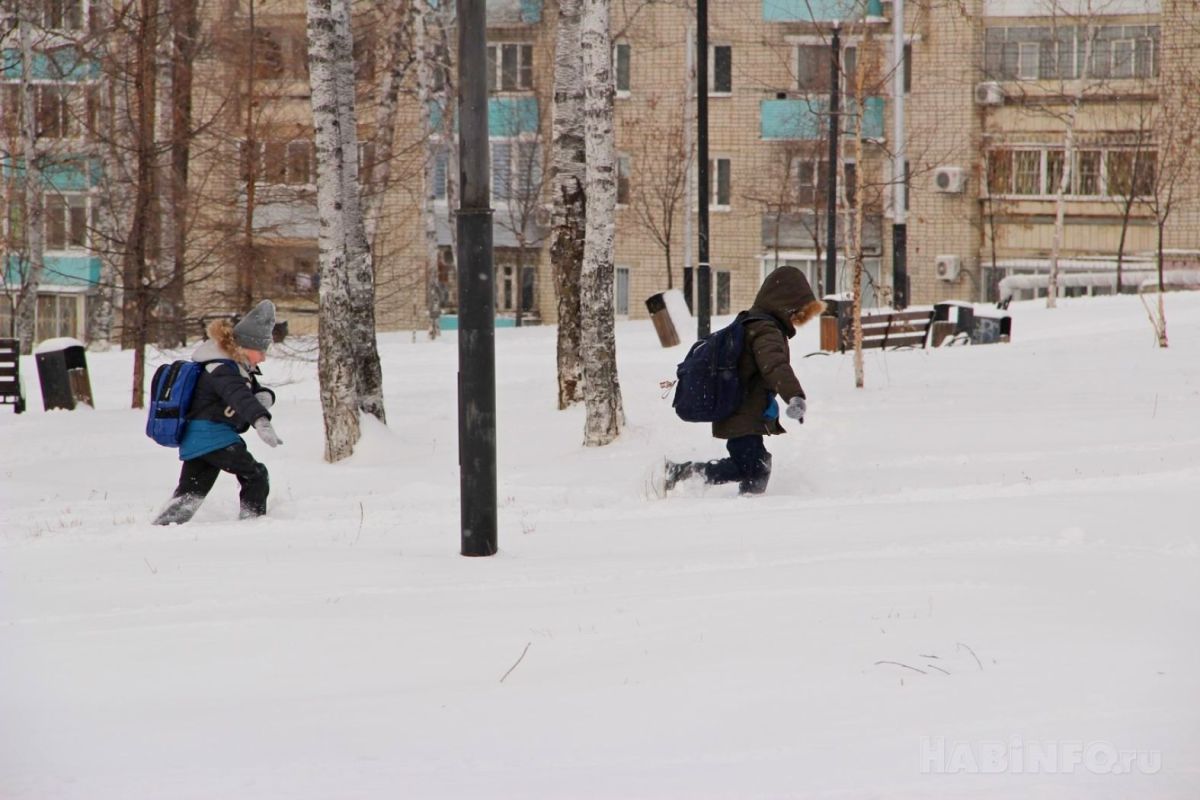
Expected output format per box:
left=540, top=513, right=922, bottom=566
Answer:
left=34, top=337, right=93, bottom=411
left=645, top=292, right=681, bottom=348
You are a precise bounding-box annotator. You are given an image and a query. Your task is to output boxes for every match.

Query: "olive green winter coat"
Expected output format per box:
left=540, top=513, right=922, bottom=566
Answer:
left=712, top=266, right=824, bottom=440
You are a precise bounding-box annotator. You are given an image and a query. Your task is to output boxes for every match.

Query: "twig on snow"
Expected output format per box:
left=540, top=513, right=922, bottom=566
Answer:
left=957, top=641, right=983, bottom=671
left=875, top=660, right=926, bottom=675
left=925, top=663, right=951, bottom=675
left=500, top=642, right=533, bottom=683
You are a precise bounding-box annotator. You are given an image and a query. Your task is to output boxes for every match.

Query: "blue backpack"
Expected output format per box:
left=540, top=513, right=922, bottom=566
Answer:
left=146, top=359, right=235, bottom=447
left=672, top=311, right=778, bottom=423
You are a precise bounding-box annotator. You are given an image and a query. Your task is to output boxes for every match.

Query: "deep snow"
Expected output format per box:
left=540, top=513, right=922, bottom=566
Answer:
left=2, top=293, right=1199, bottom=799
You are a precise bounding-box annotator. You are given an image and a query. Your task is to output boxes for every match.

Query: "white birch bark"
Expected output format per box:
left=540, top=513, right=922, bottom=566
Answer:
left=579, top=0, right=624, bottom=446
left=331, top=0, right=386, bottom=422
left=1047, top=16, right=1094, bottom=309
left=307, top=0, right=363, bottom=461
left=14, top=0, right=45, bottom=355
left=550, top=0, right=585, bottom=409
left=414, top=0, right=442, bottom=340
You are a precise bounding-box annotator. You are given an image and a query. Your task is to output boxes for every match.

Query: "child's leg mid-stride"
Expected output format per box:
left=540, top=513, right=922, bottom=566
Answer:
left=702, top=435, right=772, bottom=495
left=153, top=442, right=269, bottom=525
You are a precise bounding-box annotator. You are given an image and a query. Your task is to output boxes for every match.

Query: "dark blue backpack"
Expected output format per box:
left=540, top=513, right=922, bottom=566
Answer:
left=672, top=311, right=777, bottom=423
left=146, top=359, right=234, bottom=447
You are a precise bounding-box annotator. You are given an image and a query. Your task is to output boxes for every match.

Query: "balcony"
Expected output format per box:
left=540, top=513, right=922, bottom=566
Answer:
left=762, top=0, right=881, bottom=22
left=761, top=97, right=884, bottom=141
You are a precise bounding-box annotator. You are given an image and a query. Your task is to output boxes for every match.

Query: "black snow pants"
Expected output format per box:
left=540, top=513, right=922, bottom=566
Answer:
left=702, top=435, right=773, bottom=495
left=153, top=442, right=270, bottom=525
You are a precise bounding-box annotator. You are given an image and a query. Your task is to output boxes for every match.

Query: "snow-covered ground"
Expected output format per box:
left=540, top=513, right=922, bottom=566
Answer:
left=2, top=294, right=1199, bottom=799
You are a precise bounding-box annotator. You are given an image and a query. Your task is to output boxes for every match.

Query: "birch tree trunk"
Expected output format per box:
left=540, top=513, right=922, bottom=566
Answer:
left=14, top=0, right=45, bottom=356
left=308, top=0, right=363, bottom=461
left=330, top=0, right=386, bottom=422
left=1047, top=19, right=1094, bottom=309
left=414, top=0, right=442, bottom=340
left=550, top=0, right=585, bottom=410
left=579, top=0, right=624, bottom=446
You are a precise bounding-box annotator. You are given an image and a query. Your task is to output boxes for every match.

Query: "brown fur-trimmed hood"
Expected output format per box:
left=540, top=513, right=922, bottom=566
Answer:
left=193, top=319, right=252, bottom=372
left=751, top=266, right=821, bottom=338
left=792, top=298, right=827, bottom=329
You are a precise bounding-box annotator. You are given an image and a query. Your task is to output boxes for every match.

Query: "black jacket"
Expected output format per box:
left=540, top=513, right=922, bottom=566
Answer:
left=186, top=338, right=272, bottom=433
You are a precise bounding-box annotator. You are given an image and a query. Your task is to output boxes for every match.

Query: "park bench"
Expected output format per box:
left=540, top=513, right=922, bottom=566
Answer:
left=820, top=300, right=1011, bottom=352
left=820, top=300, right=936, bottom=352
left=0, top=338, right=27, bottom=413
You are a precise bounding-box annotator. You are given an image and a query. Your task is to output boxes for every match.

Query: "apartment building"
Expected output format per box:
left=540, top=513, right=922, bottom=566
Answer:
left=7, top=0, right=1197, bottom=343
left=0, top=0, right=102, bottom=341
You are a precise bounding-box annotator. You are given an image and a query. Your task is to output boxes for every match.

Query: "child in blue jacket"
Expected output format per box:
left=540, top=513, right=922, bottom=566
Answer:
left=153, top=300, right=283, bottom=525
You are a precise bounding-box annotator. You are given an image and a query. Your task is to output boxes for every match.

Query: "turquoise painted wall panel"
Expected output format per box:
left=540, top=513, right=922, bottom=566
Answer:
left=425, top=97, right=538, bottom=137
left=4, top=254, right=99, bottom=288
left=0, top=49, right=99, bottom=81
left=761, top=98, right=825, bottom=140
left=2, top=157, right=100, bottom=191
left=489, top=96, right=539, bottom=137
left=761, top=97, right=884, bottom=140
left=762, top=0, right=864, bottom=21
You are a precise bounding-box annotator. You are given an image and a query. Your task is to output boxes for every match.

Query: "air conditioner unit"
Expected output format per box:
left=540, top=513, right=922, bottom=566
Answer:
left=935, top=255, right=962, bottom=282
left=933, top=166, right=967, bottom=194
left=974, top=81, right=1005, bottom=106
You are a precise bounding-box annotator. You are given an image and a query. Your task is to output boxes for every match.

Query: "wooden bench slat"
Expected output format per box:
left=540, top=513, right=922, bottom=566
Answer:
left=860, top=311, right=935, bottom=326
left=860, top=323, right=929, bottom=336
left=861, top=334, right=929, bottom=349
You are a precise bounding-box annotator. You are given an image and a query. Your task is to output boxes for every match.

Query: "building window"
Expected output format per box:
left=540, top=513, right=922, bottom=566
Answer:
left=45, top=194, right=89, bottom=251
left=710, top=157, right=731, bottom=208
left=614, top=266, right=630, bottom=316
left=3, top=80, right=97, bottom=141
left=487, top=44, right=534, bottom=92
left=988, top=146, right=1156, bottom=198
left=1013, top=150, right=1042, bottom=195
left=716, top=270, right=731, bottom=315
left=42, top=0, right=85, bottom=31
left=843, top=45, right=858, bottom=91
left=710, top=45, right=732, bottom=94
left=795, top=159, right=828, bottom=207
left=794, top=158, right=856, bottom=208
left=491, top=139, right=542, bottom=202
left=617, top=153, right=631, bottom=206
left=1076, top=150, right=1101, bottom=195
left=433, top=149, right=448, bottom=200
left=36, top=294, right=80, bottom=342
left=1106, top=150, right=1156, bottom=197
left=903, top=43, right=912, bottom=94
left=614, top=42, right=631, bottom=95
left=796, top=45, right=831, bottom=93
left=985, top=24, right=1159, bottom=81
left=245, top=140, right=314, bottom=186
